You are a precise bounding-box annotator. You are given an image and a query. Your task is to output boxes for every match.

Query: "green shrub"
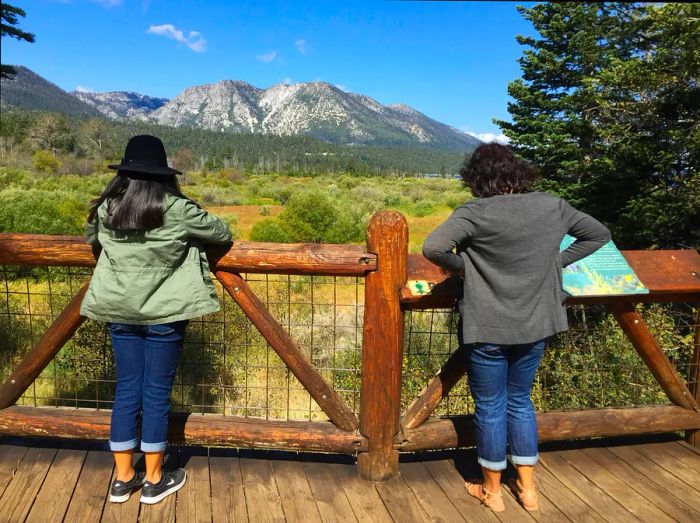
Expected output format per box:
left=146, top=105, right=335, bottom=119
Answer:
left=278, top=190, right=338, bottom=242
left=0, top=188, right=86, bottom=234
left=32, top=150, right=61, bottom=174
left=383, top=194, right=404, bottom=207
left=0, top=168, right=27, bottom=187
left=412, top=200, right=436, bottom=217
left=197, top=187, right=241, bottom=206
left=325, top=210, right=365, bottom=244
left=250, top=219, right=289, bottom=243
left=445, top=192, right=468, bottom=209
left=223, top=214, right=240, bottom=240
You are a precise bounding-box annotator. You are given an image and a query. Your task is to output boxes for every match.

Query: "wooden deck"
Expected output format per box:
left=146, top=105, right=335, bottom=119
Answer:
left=1, top=435, right=699, bottom=522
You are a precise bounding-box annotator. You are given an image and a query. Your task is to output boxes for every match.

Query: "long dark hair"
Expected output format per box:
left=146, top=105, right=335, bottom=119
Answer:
left=460, top=143, right=538, bottom=197
left=88, top=172, right=186, bottom=231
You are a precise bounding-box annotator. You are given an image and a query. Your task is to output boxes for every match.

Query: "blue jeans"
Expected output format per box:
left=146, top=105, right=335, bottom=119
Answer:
left=466, top=340, right=546, bottom=471
left=108, top=321, right=186, bottom=452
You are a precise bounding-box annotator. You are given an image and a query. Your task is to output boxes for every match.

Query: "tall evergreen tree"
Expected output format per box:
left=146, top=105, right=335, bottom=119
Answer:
left=0, top=2, right=35, bottom=78
left=497, top=3, right=699, bottom=248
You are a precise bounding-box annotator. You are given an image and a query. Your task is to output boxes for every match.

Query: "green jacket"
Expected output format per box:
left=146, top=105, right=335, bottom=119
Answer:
left=80, top=194, right=232, bottom=325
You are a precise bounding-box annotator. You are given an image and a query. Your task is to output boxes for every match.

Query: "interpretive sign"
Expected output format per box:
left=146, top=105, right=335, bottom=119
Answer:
left=561, top=235, right=648, bottom=296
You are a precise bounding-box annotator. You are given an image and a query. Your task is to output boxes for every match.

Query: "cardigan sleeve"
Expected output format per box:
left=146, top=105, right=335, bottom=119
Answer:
left=422, top=203, right=479, bottom=273
left=559, top=199, right=611, bottom=267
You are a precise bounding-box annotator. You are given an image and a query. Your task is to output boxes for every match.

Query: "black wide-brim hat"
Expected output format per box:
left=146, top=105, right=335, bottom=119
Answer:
left=108, top=134, right=182, bottom=176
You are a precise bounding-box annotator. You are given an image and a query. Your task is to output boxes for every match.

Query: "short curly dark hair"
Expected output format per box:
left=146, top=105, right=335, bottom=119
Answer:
left=460, top=143, right=538, bottom=197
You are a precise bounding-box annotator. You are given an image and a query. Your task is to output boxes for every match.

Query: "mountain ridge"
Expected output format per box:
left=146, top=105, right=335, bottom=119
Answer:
left=0, top=66, right=479, bottom=152
left=0, top=66, right=101, bottom=118
left=73, top=90, right=169, bottom=120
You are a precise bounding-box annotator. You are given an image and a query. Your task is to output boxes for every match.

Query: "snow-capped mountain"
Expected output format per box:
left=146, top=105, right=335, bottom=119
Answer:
left=72, top=91, right=169, bottom=120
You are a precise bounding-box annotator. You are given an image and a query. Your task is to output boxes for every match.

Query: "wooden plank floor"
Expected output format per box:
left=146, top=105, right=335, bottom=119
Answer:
left=1, top=436, right=699, bottom=522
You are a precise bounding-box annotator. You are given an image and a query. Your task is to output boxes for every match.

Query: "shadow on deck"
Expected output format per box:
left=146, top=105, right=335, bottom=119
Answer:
left=1, top=434, right=699, bottom=522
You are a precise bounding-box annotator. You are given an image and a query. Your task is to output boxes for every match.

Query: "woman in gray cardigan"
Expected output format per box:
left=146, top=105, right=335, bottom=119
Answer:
left=422, top=143, right=610, bottom=513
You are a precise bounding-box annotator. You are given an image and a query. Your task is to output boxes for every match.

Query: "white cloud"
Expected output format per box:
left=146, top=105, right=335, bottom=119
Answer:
left=256, top=50, right=277, bottom=63
left=75, top=85, right=95, bottom=93
left=334, top=84, right=348, bottom=92
left=282, top=77, right=294, bottom=85
left=294, top=39, right=306, bottom=55
left=462, top=128, right=510, bottom=144
left=90, top=0, right=122, bottom=7
left=147, top=24, right=207, bottom=53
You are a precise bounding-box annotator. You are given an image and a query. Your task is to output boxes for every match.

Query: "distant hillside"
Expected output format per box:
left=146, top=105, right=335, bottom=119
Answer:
left=1, top=66, right=480, bottom=153
left=0, top=66, right=101, bottom=118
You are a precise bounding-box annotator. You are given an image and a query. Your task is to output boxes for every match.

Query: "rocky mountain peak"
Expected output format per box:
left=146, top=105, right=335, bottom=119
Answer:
left=1, top=66, right=481, bottom=152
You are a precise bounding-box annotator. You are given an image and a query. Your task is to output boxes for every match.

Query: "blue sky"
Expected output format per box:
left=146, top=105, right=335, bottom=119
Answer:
left=3, top=0, right=537, bottom=140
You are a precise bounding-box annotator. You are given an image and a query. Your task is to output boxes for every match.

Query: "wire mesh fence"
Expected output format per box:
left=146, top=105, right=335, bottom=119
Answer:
left=403, top=303, right=699, bottom=416
left=1, top=264, right=697, bottom=422
left=1, top=265, right=364, bottom=421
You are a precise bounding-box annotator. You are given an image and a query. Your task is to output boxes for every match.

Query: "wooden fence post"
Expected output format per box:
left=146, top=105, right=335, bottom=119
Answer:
left=686, top=308, right=700, bottom=447
left=357, top=211, right=408, bottom=481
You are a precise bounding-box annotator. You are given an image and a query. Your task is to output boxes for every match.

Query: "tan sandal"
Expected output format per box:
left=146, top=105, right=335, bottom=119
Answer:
left=464, top=481, right=505, bottom=513
left=512, top=479, right=539, bottom=511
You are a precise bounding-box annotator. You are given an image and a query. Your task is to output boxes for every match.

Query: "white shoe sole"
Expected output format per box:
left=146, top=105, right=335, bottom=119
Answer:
left=109, top=475, right=145, bottom=503
left=140, top=473, right=187, bottom=505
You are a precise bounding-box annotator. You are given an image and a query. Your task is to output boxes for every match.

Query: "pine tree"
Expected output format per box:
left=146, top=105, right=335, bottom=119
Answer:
left=498, top=3, right=699, bottom=248
left=0, top=2, right=35, bottom=78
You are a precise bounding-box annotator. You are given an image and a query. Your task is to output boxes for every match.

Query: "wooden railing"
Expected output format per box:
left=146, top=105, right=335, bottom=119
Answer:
left=0, top=211, right=699, bottom=481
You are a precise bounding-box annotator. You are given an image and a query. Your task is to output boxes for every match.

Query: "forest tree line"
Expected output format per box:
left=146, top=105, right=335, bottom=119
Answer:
left=0, top=109, right=464, bottom=177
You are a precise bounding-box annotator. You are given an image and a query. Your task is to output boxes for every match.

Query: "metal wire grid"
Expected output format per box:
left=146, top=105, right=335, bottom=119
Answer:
left=0, top=265, right=365, bottom=421
left=402, top=303, right=699, bottom=416
left=2, top=264, right=697, bottom=421
left=403, top=308, right=473, bottom=415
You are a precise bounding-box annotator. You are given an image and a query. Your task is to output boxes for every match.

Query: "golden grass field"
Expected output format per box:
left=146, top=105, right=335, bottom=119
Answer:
left=207, top=204, right=284, bottom=240
left=206, top=204, right=454, bottom=253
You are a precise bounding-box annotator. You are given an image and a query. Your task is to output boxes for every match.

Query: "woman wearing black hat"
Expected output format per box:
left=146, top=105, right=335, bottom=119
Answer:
left=81, top=135, right=232, bottom=504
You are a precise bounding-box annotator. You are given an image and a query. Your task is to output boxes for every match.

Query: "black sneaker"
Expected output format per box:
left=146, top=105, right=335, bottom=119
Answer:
left=110, top=471, right=146, bottom=503
left=140, top=468, right=187, bottom=504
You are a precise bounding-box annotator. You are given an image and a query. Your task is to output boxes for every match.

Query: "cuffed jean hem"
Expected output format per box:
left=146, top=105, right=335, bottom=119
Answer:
left=109, top=438, right=139, bottom=451
left=477, top=456, right=508, bottom=471
left=141, top=441, right=168, bottom=452
left=510, top=454, right=539, bottom=466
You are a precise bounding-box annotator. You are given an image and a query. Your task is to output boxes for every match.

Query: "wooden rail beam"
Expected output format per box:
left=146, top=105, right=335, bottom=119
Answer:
left=216, top=271, right=358, bottom=431
left=609, top=302, right=699, bottom=412
left=401, top=249, right=700, bottom=309
left=0, top=280, right=90, bottom=410
left=401, top=345, right=467, bottom=429
left=0, top=233, right=377, bottom=276
left=397, top=405, right=700, bottom=452
left=358, top=211, right=408, bottom=481
left=0, top=406, right=367, bottom=453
